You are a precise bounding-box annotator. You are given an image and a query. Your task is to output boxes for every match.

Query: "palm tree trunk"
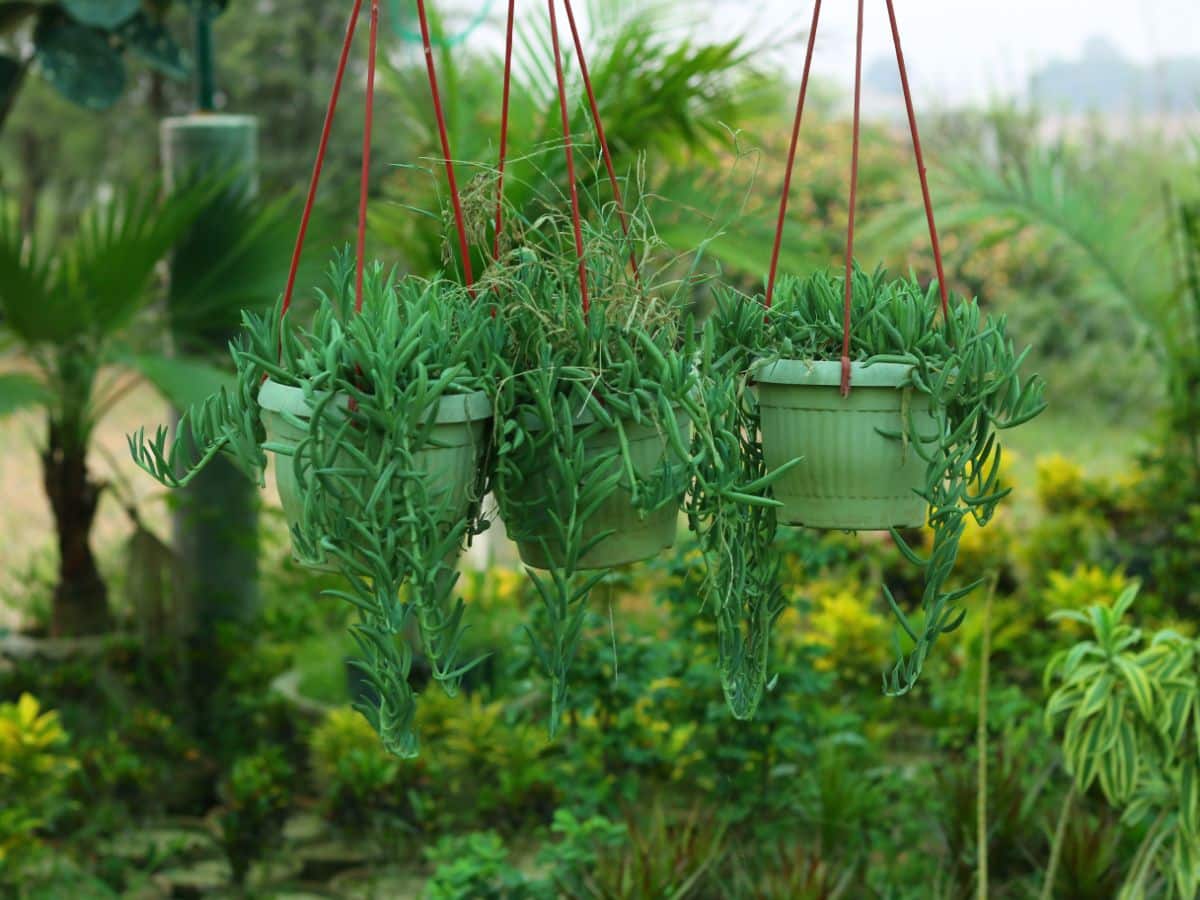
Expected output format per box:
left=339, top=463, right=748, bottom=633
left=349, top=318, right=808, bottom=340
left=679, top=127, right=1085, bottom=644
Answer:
left=42, top=419, right=110, bottom=636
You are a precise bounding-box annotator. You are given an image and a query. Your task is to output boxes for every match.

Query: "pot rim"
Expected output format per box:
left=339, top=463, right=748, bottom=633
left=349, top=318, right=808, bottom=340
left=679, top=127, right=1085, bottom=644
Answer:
left=751, top=358, right=913, bottom=388
left=258, top=378, right=492, bottom=424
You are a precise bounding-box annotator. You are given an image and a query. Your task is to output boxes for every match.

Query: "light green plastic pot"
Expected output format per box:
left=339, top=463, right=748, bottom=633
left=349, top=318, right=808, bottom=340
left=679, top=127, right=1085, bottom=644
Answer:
left=753, top=360, right=936, bottom=531
left=505, top=408, right=690, bottom=571
left=258, top=379, right=492, bottom=565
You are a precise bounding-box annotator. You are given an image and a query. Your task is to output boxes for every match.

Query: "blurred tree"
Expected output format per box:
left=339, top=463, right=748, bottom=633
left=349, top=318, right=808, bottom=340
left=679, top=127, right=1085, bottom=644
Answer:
left=0, top=179, right=309, bottom=637
left=372, top=0, right=793, bottom=281
left=0, top=183, right=221, bottom=636
left=0, top=0, right=194, bottom=131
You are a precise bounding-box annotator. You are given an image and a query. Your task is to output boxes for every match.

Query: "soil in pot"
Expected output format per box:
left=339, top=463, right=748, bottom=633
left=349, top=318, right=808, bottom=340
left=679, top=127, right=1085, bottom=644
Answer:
left=754, top=360, right=936, bottom=530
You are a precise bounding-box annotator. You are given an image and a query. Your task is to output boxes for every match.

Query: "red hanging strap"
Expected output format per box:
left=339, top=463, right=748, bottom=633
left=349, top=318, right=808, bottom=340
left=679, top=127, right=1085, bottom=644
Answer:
left=840, top=0, right=866, bottom=397
left=547, top=0, right=590, bottom=318
left=355, top=0, right=381, bottom=313
left=280, top=0, right=364, bottom=322
left=885, top=0, right=949, bottom=321
left=415, top=0, right=476, bottom=293
left=492, top=0, right=516, bottom=264
left=764, top=0, right=823, bottom=310
left=561, top=0, right=639, bottom=284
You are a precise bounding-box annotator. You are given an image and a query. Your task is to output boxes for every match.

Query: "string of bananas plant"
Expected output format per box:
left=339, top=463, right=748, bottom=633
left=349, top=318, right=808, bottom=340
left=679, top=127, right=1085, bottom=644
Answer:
left=685, top=294, right=800, bottom=720
left=714, top=265, right=1046, bottom=695
left=483, top=199, right=699, bottom=735
left=130, top=249, right=502, bottom=756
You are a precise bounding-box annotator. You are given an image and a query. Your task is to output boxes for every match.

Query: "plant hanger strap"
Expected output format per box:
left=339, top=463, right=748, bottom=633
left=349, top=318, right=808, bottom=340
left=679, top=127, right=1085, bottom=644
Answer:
left=280, top=0, right=365, bottom=324
left=547, top=0, right=590, bottom=317
left=840, top=0, right=865, bottom=397
left=560, top=0, right=640, bottom=285
left=415, top=0, right=476, bottom=294
left=763, top=0, right=952, bottom=396
left=356, top=0, right=381, bottom=312
left=492, top=0, right=516, bottom=265
left=493, top=0, right=640, bottom=319
left=277, top=0, right=390, bottom=325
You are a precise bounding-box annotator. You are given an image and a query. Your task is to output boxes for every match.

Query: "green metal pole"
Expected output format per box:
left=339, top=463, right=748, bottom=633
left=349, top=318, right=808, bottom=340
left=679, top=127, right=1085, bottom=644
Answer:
left=193, top=0, right=216, bottom=111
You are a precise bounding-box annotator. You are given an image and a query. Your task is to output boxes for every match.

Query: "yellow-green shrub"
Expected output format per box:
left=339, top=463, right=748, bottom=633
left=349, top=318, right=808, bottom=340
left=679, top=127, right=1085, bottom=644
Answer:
left=800, top=581, right=890, bottom=684
left=1042, top=566, right=1131, bottom=634
left=0, top=694, right=77, bottom=877
left=414, top=691, right=558, bottom=831
left=308, top=707, right=405, bottom=828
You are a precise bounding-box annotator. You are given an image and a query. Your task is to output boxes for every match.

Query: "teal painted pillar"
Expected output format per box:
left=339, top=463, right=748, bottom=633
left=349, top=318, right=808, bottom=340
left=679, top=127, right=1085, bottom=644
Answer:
left=161, top=114, right=261, bottom=640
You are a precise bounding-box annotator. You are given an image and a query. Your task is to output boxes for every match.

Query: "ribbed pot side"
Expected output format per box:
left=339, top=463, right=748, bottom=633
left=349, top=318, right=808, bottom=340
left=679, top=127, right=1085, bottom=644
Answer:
left=754, top=360, right=936, bottom=531
left=508, top=412, right=688, bottom=571
left=258, top=380, right=491, bottom=566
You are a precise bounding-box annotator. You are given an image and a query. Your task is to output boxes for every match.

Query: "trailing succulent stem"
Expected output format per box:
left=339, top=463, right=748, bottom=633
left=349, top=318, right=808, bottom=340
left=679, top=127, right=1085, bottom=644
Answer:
left=687, top=295, right=800, bottom=719
left=488, top=208, right=696, bottom=733
left=131, top=250, right=499, bottom=755
left=716, top=265, right=1046, bottom=696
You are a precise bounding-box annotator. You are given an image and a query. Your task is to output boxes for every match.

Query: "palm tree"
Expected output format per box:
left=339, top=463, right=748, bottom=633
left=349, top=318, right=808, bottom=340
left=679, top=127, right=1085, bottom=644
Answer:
left=0, top=181, right=304, bottom=636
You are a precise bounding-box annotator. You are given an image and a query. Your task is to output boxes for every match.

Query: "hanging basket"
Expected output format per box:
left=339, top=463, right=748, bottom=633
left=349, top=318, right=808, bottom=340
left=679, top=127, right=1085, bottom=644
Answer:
left=753, top=360, right=934, bottom=530
left=503, top=407, right=689, bottom=570
left=259, top=379, right=492, bottom=564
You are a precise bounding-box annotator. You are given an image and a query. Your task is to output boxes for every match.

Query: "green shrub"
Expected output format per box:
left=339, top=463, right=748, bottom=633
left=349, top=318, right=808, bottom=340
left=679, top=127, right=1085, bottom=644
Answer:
left=424, top=831, right=528, bottom=900
left=414, top=691, right=559, bottom=834
left=215, top=747, right=294, bottom=887
left=0, top=694, right=78, bottom=880
left=309, top=707, right=405, bottom=830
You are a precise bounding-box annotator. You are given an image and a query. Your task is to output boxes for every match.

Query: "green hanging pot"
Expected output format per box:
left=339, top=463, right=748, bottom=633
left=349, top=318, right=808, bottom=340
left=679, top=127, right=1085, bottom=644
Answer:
left=258, top=379, right=492, bottom=565
left=505, top=408, right=689, bottom=571
left=753, top=360, right=936, bottom=530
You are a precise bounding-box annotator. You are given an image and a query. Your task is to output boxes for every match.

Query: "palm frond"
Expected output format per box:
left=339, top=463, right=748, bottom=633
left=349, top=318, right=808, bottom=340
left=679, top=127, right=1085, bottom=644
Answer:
left=0, top=370, right=48, bottom=417
left=66, top=179, right=216, bottom=337
left=940, top=147, right=1172, bottom=333
left=166, top=188, right=321, bottom=352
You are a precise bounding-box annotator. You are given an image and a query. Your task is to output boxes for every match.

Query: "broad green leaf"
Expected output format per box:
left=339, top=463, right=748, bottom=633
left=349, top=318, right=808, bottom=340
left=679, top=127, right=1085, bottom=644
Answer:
left=1105, top=719, right=1138, bottom=804
left=34, top=17, right=125, bottom=110
left=1113, top=655, right=1157, bottom=723
left=67, top=180, right=215, bottom=338
left=1070, top=715, right=1104, bottom=790
left=1171, top=829, right=1199, bottom=899
left=123, top=353, right=234, bottom=411
left=61, top=0, right=140, bottom=29
left=117, top=12, right=189, bottom=80
left=1182, top=759, right=1199, bottom=841
left=166, top=189, right=310, bottom=350
left=1077, top=671, right=1115, bottom=719
left=0, top=207, right=75, bottom=343
left=0, top=371, right=47, bottom=417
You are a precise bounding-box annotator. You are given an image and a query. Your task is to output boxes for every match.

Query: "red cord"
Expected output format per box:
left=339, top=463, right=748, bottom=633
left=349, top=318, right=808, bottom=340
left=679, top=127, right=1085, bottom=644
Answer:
left=547, top=0, right=590, bottom=318
left=280, top=0, right=364, bottom=322
left=840, top=0, right=865, bottom=397
left=561, top=0, right=640, bottom=284
left=492, top=0, right=516, bottom=265
left=355, top=0, right=380, bottom=313
left=885, top=0, right=949, bottom=321
left=415, top=0, right=476, bottom=293
left=765, top=0, right=823, bottom=310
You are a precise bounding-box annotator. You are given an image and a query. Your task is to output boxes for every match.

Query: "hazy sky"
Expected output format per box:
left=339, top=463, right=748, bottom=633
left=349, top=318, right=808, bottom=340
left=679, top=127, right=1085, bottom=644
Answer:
left=706, top=0, right=1200, bottom=105
left=429, top=0, right=1199, bottom=108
